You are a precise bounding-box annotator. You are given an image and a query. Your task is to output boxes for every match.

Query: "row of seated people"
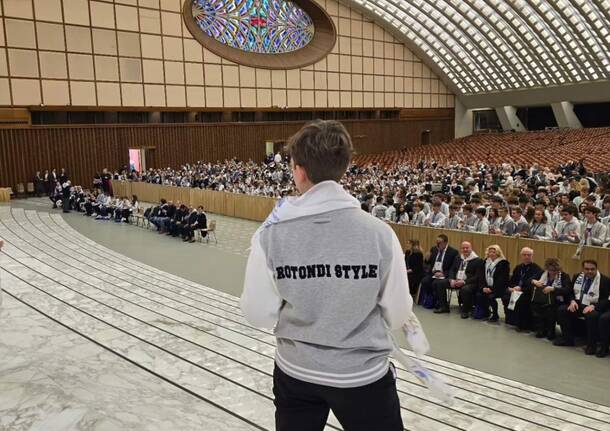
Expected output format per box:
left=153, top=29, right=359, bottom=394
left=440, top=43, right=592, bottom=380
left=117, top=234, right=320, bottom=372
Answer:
left=145, top=199, right=207, bottom=243
left=50, top=183, right=139, bottom=224
left=405, top=234, right=610, bottom=358
left=369, top=193, right=610, bottom=247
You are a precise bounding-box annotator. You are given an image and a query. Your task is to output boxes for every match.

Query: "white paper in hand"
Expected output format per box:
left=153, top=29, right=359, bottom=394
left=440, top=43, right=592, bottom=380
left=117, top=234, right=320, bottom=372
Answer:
left=402, top=314, right=429, bottom=356
left=391, top=343, right=455, bottom=404
left=507, top=291, right=522, bottom=310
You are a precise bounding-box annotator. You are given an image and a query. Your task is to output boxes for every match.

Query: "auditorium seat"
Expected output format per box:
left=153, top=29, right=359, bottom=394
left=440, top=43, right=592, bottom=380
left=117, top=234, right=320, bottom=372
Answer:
left=353, top=128, right=610, bottom=173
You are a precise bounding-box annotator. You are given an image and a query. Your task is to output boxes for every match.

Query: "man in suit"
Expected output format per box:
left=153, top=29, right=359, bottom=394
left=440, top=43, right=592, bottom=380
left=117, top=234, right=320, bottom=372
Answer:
left=183, top=206, right=207, bottom=243
left=419, top=234, right=458, bottom=309
left=555, top=260, right=610, bottom=355
left=168, top=204, right=188, bottom=237
left=433, top=241, right=486, bottom=318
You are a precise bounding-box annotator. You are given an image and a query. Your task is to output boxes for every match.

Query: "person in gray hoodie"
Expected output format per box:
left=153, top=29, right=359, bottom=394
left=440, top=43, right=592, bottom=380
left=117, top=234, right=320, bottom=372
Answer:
left=240, top=120, right=413, bottom=431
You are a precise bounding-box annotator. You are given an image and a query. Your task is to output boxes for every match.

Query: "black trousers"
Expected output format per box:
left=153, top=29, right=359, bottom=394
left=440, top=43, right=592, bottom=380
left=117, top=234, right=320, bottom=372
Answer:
left=476, top=290, right=498, bottom=317
left=182, top=224, right=196, bottom=239
left=599, top=311, right=610, bottom=349
left=501, top=290, right=532, bottom=329
left=531, top=303, right=557, bottom=337
left=420, top=275, right=435, bottom=298
left=408, top=273, right=423, bottom=296
left=557, top=303, right=600, bottom=347
left=273, top=364, right=403, bottom=431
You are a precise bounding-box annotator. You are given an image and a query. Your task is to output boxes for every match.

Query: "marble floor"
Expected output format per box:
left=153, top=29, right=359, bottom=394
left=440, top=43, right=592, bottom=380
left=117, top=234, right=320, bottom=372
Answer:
left=1, top=204, right=610, bottom=430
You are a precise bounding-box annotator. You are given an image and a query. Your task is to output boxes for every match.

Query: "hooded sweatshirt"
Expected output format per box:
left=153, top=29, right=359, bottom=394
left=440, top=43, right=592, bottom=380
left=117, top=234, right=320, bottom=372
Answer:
left=240, top=181, right=413, bottom=388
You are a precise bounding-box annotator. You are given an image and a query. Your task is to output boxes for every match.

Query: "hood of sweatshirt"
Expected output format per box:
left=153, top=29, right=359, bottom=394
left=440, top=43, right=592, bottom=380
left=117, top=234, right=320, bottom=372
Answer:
left=262, top=180, right=361, bottom=228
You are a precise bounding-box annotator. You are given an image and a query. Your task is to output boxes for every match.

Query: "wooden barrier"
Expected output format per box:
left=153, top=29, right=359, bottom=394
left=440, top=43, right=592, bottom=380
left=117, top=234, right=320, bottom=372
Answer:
left=0, top=188, right=11, bottom=202
left=111, top=180, right=610, bottom=275
left=389, top=224, right=610, bottom=276
left=111, top=181, right=277, bottom=222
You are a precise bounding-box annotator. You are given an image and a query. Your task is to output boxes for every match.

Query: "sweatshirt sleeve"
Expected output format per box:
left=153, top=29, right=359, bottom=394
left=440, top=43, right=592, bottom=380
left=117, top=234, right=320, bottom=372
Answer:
left=378, top=233, right=413, bottom=330
left=240, top=233, right=283, bottom=329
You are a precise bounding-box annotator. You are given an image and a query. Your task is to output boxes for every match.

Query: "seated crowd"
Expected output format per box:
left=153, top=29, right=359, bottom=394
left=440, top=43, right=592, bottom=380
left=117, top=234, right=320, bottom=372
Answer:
left=49, top=180, right=209, bottom=244
left=145, top=199, right=208, bottom=243
left=405, top=234, right=610, bottom=358
left=51, top=183, right=140, bottom=223
left=116, top=156, right=609, bottom=248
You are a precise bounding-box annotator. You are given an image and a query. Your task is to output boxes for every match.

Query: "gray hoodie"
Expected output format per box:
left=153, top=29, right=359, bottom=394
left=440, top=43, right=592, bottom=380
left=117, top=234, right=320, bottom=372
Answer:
left=240, top=181, right=412, bottom=388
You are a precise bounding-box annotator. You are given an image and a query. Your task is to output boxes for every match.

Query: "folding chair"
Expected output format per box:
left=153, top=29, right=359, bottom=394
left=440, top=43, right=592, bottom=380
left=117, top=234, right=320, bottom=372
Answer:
left=198, top=220, right=217, bottom=244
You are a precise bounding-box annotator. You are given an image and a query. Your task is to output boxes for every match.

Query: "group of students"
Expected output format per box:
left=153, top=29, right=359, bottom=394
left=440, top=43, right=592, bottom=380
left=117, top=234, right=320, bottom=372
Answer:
left=52, top=184, right=140, bottom=224
left=405, top=234, right=610, bottom=358
left=369, top=191, right=610, bottom=248
left=146, top=199, right=208, bottom=243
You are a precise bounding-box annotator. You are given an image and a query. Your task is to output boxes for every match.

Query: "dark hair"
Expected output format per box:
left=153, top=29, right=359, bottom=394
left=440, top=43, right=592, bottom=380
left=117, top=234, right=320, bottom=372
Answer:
left=583, top=205, right=600, bottom=214
left=286, top=120, right=353, bottom=184
left=409, top=239, right=421, bottom=251
left=511, top=206, right=523, bottom=215
left=582, top=259, right=597, bottom=268
left=561, top=204, right=578, bottom=216
left=475, top=207, right=487, bottom=216
left=437, top=234, right=448, bottom=243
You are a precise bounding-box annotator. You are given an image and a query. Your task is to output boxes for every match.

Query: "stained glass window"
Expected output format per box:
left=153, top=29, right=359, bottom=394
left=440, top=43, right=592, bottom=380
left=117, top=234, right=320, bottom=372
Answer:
left=191, top=0, right=315, bottom=54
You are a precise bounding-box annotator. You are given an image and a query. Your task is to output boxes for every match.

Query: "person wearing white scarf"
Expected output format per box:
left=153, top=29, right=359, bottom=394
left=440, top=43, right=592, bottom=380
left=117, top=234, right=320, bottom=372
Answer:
left=432, top=241, right=485, bottom=318
left=555, top=260, right=610, bottom=355
left=530, top=258, right=572, bottom=341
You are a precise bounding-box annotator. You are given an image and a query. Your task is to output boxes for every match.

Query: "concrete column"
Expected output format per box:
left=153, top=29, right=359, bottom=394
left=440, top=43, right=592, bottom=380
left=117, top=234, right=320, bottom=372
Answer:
left=495, top=106, right=526, bottom=132
left=454, top=98, right=474, bottom=138
left=551, top=101, right=582, bottom=128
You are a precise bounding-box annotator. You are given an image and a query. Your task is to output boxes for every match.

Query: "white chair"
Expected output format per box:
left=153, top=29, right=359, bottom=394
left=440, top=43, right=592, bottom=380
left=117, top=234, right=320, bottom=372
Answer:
left=198, top=220, right=217, bottom=244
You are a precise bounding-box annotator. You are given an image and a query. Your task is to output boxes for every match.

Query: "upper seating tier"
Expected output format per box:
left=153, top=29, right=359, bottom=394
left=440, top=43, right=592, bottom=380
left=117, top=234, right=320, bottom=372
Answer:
left=353, top=128, right=610, bottom=173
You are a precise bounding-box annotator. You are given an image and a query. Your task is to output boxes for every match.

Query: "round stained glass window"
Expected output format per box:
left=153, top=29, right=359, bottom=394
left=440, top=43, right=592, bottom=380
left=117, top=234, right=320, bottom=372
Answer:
left=192, top=0, right=315, bottom=54
left=183, top=0, right=336, bottom=69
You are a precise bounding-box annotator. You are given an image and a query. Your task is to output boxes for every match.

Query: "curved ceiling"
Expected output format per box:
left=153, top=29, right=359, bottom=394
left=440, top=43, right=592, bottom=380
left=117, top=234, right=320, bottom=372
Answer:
left=348, top=0, right=610, bottom=99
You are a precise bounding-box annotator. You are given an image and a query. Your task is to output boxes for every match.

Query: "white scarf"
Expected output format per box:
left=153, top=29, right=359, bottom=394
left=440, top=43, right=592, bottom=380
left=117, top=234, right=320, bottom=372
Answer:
left=573, top=271, right=601, bottom=306
left=456, top=252, right=478, bottom=280
left=537, top=271, right=566, bottom=303
left=485, top=258, right=502, bottom=287
left=538, top=271, right=563, bottom=290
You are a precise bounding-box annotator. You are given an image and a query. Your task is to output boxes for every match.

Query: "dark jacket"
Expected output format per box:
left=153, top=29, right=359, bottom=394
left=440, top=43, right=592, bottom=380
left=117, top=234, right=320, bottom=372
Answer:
left=425, top=245, right=459, bottom=277
left=570, top=273, right=610, bottom=312
left=448, top=255, right=485, bottom=289
left=531, top=272, right=572, bottom=306
left=405, top=250, right=424, bottom=276
left=486, top=259, right=510, bottom=297
left=509, top=262, right=542, bottom=295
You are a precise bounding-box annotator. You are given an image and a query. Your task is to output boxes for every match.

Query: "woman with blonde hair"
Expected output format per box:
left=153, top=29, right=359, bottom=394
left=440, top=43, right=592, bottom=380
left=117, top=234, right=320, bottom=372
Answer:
left=476, top=244, right=510, bottom=322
